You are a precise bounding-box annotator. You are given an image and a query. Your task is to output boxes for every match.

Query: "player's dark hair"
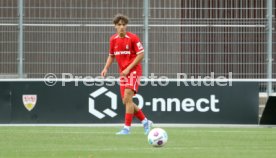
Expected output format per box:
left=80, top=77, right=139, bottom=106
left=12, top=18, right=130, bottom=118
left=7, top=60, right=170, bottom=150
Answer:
left=113, top=14, right=129, bottom=25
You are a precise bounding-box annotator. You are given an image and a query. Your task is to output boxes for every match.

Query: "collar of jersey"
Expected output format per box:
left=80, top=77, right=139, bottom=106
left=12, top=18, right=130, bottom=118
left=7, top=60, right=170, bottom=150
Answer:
left=115, top=34, right=130, bottom=39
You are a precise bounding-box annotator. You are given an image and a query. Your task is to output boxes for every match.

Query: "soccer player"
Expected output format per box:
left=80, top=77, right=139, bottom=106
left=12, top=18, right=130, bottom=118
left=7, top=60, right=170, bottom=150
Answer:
left=101, top=14, right=153, bottom=135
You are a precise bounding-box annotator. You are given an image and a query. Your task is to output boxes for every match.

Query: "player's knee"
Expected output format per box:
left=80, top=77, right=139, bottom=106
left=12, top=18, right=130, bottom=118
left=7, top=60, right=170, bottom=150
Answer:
left=122, top=89, right=134, bottom=105
left=123, top=95, right=132, bottom=105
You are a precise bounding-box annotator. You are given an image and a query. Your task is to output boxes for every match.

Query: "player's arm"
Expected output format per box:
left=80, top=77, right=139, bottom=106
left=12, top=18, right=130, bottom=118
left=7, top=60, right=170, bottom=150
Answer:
left=121, top=52, right=144, bottom=76
left=102, top=38, right=115, bottom=77
left=101, top=55, right=115, bottom=77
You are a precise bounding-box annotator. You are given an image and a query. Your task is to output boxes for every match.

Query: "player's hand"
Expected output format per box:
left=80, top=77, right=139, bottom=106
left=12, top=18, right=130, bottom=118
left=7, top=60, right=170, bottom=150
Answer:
left=101, top=68, right=108, bottom=77
left=120, top=69, right=130, bottom=76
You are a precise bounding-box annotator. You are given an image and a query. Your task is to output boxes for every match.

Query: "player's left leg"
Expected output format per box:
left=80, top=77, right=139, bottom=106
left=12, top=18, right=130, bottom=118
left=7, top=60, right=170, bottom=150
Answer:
left=133, top=103, right=153, bottom=135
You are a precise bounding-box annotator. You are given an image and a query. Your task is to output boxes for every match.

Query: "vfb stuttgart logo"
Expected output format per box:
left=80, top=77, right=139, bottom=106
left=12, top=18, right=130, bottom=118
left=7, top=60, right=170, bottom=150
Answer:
left=89, top=87, right=117, bottom=119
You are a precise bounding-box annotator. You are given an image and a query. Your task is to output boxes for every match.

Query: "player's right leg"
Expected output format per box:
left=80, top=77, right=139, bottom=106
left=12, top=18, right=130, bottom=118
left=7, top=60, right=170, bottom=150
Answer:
left=116, top=88, right=134, bottom=135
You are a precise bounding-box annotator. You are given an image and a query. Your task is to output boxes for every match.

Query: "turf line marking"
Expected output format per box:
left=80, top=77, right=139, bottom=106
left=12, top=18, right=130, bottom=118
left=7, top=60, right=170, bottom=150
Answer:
left=0, top=124, right=275, bottom=128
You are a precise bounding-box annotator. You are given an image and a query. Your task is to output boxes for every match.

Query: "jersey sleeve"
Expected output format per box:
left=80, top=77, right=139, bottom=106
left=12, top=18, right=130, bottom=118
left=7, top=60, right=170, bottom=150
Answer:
left=109, top=38, right=115, bottom=56
left=132, top=35, right=144, bottom=54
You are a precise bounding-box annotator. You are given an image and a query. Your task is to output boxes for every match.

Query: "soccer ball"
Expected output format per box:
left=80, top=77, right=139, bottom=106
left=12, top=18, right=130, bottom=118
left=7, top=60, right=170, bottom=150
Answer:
left=147, top=128, right=168, bottom=147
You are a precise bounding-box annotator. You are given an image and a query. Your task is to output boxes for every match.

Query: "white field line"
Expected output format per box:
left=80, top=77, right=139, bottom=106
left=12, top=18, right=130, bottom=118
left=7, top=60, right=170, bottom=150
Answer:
left=0, top=123, right=275, bottom=128
left=0, top=131, right=113, bottom=134
left=0, top=130, right=275, bottom=134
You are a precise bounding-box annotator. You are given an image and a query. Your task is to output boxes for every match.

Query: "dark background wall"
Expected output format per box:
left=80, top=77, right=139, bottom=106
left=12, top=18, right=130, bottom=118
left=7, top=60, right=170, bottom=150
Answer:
left=0, top=81, right=259, bottom=124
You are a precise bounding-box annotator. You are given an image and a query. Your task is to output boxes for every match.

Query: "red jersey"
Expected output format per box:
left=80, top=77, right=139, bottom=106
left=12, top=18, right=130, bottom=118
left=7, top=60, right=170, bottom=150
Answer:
left=109, top=32, right=144, bottom=74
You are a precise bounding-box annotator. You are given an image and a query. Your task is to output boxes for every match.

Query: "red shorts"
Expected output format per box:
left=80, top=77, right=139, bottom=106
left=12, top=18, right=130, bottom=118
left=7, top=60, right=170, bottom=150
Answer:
left=120, top=70, right=141, bottom=99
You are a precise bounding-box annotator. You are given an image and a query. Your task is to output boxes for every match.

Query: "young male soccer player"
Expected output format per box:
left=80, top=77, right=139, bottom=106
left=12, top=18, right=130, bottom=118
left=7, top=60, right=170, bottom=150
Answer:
left=101, top=14, right=153, bottom=135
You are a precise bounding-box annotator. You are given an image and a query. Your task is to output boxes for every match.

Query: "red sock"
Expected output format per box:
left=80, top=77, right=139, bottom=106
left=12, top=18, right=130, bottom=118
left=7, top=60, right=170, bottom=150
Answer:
left=134, top=109, right=146, bottom=122
left=125, top=113, right=134, bottom=126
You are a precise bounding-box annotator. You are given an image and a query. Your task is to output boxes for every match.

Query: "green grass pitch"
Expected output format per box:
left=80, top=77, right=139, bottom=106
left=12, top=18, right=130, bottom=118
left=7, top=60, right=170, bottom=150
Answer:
left=0, top=126, right=276, bottom=158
